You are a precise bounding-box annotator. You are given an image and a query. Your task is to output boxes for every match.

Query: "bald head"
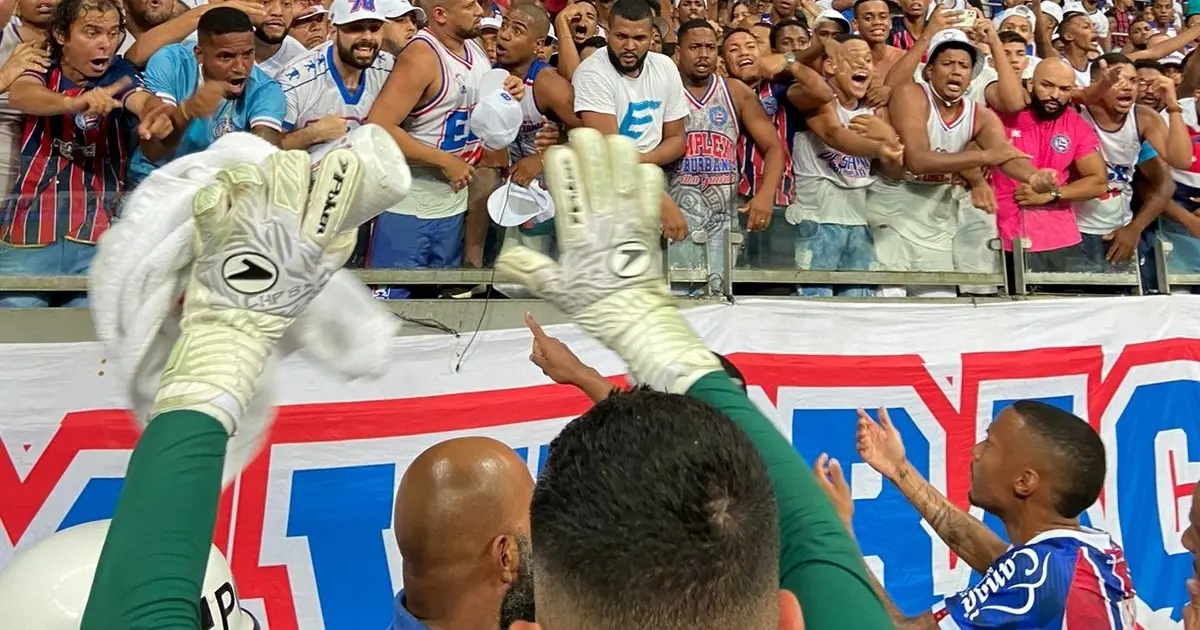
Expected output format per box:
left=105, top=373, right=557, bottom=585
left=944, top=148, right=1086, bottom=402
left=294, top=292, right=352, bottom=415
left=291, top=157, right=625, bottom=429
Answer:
left=1032, top=57, right=1074, bottom=85
left=395, top=437, right=533, bottom=568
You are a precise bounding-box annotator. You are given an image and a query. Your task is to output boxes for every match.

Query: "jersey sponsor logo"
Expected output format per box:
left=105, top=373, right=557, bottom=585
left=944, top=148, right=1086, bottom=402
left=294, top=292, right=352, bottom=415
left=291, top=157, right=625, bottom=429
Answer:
left=1109, top=163, right=1134, bottom=185
left=818, top=148, right=871, bottom=179
left=2, top=341, right=1198, bottom=629
left=679, top=131, right=737, bottom=178
left=959, top=548, right=1051, bottom=621
left=617, top=100, right=662, bottom=141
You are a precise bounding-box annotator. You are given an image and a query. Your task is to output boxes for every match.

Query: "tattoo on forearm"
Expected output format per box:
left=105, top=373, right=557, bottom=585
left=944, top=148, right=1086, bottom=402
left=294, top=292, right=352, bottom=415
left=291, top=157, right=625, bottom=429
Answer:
left=896, top=466, right=1003, bottom=572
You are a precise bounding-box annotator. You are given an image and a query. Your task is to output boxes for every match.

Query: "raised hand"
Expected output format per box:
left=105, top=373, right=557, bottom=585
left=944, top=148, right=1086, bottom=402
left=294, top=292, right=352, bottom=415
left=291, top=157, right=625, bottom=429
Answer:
left=856, top=408, right=907, bottom=482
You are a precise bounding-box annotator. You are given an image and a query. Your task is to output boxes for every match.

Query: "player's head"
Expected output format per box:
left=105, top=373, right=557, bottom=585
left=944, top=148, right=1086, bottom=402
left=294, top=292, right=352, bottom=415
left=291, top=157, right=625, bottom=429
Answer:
left=256, top=0, right=295, bottom=44
left=1090, top=52, right=1136, bottom=114
left=331, top=0, right=384, bottom=70
left=825, top=33, right=872, bottom=100
left=677, top=19, right=718, bottom=83
left=196, top=7, right=256, bottom=98
left=607, top=0, right=655, bottom=75
left=968, top=401, right=1107, bottom=523
left=923, top=30, right=976, bottom=104
left=50, top=0, right=124, bottom=77
left=427, top=0, right=484, bottom=40
left=852, top=0, right=890, bottom=45
left=1028, top=57, right=1076, bottom=120
left=496, top=4, right=550, bottom=67
left=508, top=389, right=801, bottom=630
left=721, top=28, right=760, bottom=82
left=0, top=520, right=259, bottom=630
left=19, top=0, right=61, bottom=29
left=769, top=18, right=809, bottom=54
left=394, top=437, right=536, bottom=629
left=996, top=30, right=1029, bottom=77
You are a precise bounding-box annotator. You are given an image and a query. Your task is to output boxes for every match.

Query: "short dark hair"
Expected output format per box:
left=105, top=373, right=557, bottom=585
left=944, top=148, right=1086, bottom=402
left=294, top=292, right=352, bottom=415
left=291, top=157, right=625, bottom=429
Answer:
left=833, top=32, right=864, bottom=44
left=852, top=0, right=889, bottom=16
left=610, top=0, right=655, bottom=23
left=1133, top=58, right=1164, bottom=73
left=198, top=6, right=255, bottom=43
left=997, top=30, right=1027, bottom=46
left=768, top=17, right=805, bottom=50
left=580, top=35, right=608, bottom=49
left=531, top=389, right=779, bottom=628
left=1012, top=400, right=1106, bottom=519
left=50, top=0, right=125, bottom=60
left=677, top=17, right=716, bottom=44
left=1090, top=51, right=1131, bottom=78
left=720, top=26, right=754, bottom=53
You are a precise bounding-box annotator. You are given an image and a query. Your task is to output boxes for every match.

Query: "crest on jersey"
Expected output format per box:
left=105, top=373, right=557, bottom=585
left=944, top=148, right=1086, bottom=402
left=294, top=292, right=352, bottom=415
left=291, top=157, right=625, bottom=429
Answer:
left=74, top=113, right=101, bottom=131
left=708, top=105, right=729, bottom=127
left=212, top=115, right=236, bottom=139
left=1050, top=133, right=1070, bottom=154
left=761, top=96, right=778, bottom=117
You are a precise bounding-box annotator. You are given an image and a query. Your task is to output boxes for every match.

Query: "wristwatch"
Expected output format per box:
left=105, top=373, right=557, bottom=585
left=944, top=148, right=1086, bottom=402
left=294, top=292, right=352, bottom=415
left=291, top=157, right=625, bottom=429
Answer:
left=1049, top=188, right=1062, bottom=203
left=783, top=52, right=796, bottom=68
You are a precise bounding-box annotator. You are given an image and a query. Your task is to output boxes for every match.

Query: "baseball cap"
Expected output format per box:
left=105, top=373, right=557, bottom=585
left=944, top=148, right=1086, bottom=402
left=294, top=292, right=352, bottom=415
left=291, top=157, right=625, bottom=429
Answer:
left=1040, top=1, right=1063, bottom=25
left=813, top=8, right=850, bottom=31
left=295, top=3, right=328, bottom=19
left=993, top=4, right=1035, bottom=30
left=1162, top=51, right=1186, bottom=66
left=488, top=180, right=554, bottom=227
left=330, top=0, right=387, bottom=25
left=546, top=22, right=558, bottom=43
left=928, top=27, right=981, bottom=76
left=470, top=68, right=523, bottom=151
left=378, top=0, right=426, bottom=21
left=480, top=15, right=502, bottom=30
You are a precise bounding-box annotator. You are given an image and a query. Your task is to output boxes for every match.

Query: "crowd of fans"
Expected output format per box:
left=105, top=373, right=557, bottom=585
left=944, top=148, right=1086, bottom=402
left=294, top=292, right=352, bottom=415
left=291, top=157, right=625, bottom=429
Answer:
left=2, top=0, right=1200, bottom=305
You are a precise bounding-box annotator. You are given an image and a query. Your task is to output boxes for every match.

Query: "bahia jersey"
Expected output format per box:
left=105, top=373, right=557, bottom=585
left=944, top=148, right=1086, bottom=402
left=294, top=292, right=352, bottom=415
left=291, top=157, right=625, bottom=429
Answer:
left=278, top=41, right=394, bottom=161
left=931, top=528, right=1137, bottom=629
left=509, top=58, right=552, bottom=162
left=388, top=29, right=490, bottom=220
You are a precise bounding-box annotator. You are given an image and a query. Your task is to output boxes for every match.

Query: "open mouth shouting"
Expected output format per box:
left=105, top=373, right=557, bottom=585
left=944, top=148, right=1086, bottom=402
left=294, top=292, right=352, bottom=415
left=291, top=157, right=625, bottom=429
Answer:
left=86, top=56, right=111, bottom=75
left=850, top=70, right=870, bottom=88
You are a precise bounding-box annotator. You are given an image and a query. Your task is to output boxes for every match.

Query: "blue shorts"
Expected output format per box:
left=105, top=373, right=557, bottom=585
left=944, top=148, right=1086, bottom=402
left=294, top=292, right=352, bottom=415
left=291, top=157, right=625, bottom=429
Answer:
left=0, top=239, right=94, bottom=308
left=367, top=212, right=464, bottom=269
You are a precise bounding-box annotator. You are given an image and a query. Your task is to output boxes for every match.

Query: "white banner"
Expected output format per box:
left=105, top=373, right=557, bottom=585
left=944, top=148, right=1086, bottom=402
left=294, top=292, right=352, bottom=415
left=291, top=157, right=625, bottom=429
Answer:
left=1, top=297, right=1197, bottom=630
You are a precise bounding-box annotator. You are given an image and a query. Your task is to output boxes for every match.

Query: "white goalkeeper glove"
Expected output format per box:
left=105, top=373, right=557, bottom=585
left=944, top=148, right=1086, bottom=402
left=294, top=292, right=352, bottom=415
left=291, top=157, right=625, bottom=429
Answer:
left=152, top=133, right=404, bottom=433
left=495, top=128, right=721, bottom=394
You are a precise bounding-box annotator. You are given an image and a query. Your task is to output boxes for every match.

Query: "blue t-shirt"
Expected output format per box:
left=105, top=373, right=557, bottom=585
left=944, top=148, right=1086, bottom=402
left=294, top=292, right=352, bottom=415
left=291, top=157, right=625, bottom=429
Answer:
left=1136, top=139, right=1157, bottom=165
left=930, top=529, right=1136, bottom=629
left=386, top=591, right=429, bottom=630
left=129, top=42, right=286, bottom=179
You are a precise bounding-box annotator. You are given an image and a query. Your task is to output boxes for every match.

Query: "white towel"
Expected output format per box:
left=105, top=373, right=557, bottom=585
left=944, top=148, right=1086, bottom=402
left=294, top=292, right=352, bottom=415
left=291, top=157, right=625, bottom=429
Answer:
left=90, top=132, right=400, bottom=486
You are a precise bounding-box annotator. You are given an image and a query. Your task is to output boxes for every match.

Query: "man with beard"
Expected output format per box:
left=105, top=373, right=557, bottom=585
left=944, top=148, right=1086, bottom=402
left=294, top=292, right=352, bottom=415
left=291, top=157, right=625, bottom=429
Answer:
left=1076, top=53, right=1191, bottom=270
left=391, top=437, right=536, bottom=630
left=128, top=6, right=286, bottom=185
left=992, top=58, right=1108, bottom=274
left=278, top=0, right=393, bottom=158
left=495, top=4, right=580, bottom=258
left=668, top=20, right=781, bottom=294
left=820, top=402, right=1138, bottom=628
left=877, top=28, right=1054, bottom=297
left=791, top=33, right=904, bottom=297
left=572, top=0, right=691, bottom=241
left=254, top=0, right=307, bottom=76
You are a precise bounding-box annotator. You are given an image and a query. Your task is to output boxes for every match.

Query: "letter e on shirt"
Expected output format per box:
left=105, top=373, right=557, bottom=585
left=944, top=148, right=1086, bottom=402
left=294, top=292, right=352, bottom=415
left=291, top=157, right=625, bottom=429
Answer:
left=572, top=50, right=689, bottom=154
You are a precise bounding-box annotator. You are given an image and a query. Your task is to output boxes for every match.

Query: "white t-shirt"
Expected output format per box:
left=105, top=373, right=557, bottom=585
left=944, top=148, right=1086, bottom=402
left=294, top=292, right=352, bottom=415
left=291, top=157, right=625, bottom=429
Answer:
left=258, top=35, right=308, bottom=78
left=572, top=50, right=688, bottom=154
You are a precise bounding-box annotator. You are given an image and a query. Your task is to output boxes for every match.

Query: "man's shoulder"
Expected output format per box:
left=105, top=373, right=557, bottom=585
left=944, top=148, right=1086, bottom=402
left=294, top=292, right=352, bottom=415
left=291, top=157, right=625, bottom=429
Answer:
left=100, top=56, right=141, bottom=84
left=248, top=65, right=286, bottom=99
left=148, top=42, right=193, bottom=67
left=574, top=50, right=611, bottom=79
left=645, top=51, right=680, bottom=77
left=276, top=43, right=327, bottom=87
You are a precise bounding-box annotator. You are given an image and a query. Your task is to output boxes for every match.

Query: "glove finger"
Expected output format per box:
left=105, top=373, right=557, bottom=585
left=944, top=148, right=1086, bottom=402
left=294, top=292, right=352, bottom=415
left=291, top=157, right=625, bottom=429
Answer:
left=193, top=179, right=232, bottom=242
left=567, top=127, right=613, bottom=217
left=267, top=150, right=313, bottom=217
left=607, top=133, right=640, bottom=199
left=304, top=148, right=363, bottom=250
left=637, top=163, right=666, bottom=238
left=543, top=142, right=590, bottom=250
left=496, top=244, right=568, bottom=301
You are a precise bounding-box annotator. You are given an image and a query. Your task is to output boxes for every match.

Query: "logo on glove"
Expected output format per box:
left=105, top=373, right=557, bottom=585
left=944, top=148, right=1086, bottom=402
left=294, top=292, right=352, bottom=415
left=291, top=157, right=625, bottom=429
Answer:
left=607, top=241, right=652, bottom=278
left=222, top=253, right=279, bottom=295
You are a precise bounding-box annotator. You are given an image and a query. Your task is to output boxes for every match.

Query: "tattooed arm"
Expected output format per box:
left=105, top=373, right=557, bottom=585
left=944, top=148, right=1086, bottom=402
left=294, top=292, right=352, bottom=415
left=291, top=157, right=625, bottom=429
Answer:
left=856, top=409, right=1010, bottom=574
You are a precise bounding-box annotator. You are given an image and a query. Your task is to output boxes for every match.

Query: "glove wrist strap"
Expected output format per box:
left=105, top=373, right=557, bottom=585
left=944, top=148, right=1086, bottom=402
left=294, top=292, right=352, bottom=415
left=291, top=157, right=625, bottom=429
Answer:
left=151, top=325, right=272, bottom=434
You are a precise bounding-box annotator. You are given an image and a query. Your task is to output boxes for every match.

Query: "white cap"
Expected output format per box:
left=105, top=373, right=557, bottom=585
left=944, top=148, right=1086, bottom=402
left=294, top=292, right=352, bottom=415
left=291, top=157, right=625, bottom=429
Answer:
left=1039, top=1, right=1063, bottom=24
left=488, top=180, right=555, bottom=227
left=480, top=15, right=502, bottom=30
left=813, top=8, right=850, bottom=30
left=993, top=4, right=1035, bottom=30
left=378, top=0, right=426, bottom=21
left=330, top=0, right=387, bottom=25
left=296, top=3, right=329, bottom=19
left=470, top=69, right=523, bottom=151
left=928, top=28, right=981, bottom=76
left=0, top=520, right=257, bottom=630
left=1162, top=51, right=1186, bottom=66
left=546, top=22, right=558, bottom=42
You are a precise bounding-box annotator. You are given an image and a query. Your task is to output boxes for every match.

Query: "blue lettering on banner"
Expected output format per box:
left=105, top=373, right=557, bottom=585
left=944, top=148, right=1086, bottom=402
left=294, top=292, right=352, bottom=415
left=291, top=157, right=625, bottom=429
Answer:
left=439, top=109, right=477, bottom=152
left=618, top=101, right=661, bottom=141
left=58, top=477, right=123, bottom=531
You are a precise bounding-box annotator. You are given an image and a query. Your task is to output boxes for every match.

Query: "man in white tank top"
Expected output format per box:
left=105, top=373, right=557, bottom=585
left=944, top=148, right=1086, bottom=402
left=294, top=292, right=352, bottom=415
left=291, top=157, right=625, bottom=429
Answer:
left=1077, top=52, right=1191, bottom=272
left=880, top=28, right=1057, bottom=296
left=790, top=33, right=903, bottom=298
left=667, top=20, right=781, bottom=295
left=365, top=0, right=523, bottom=296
